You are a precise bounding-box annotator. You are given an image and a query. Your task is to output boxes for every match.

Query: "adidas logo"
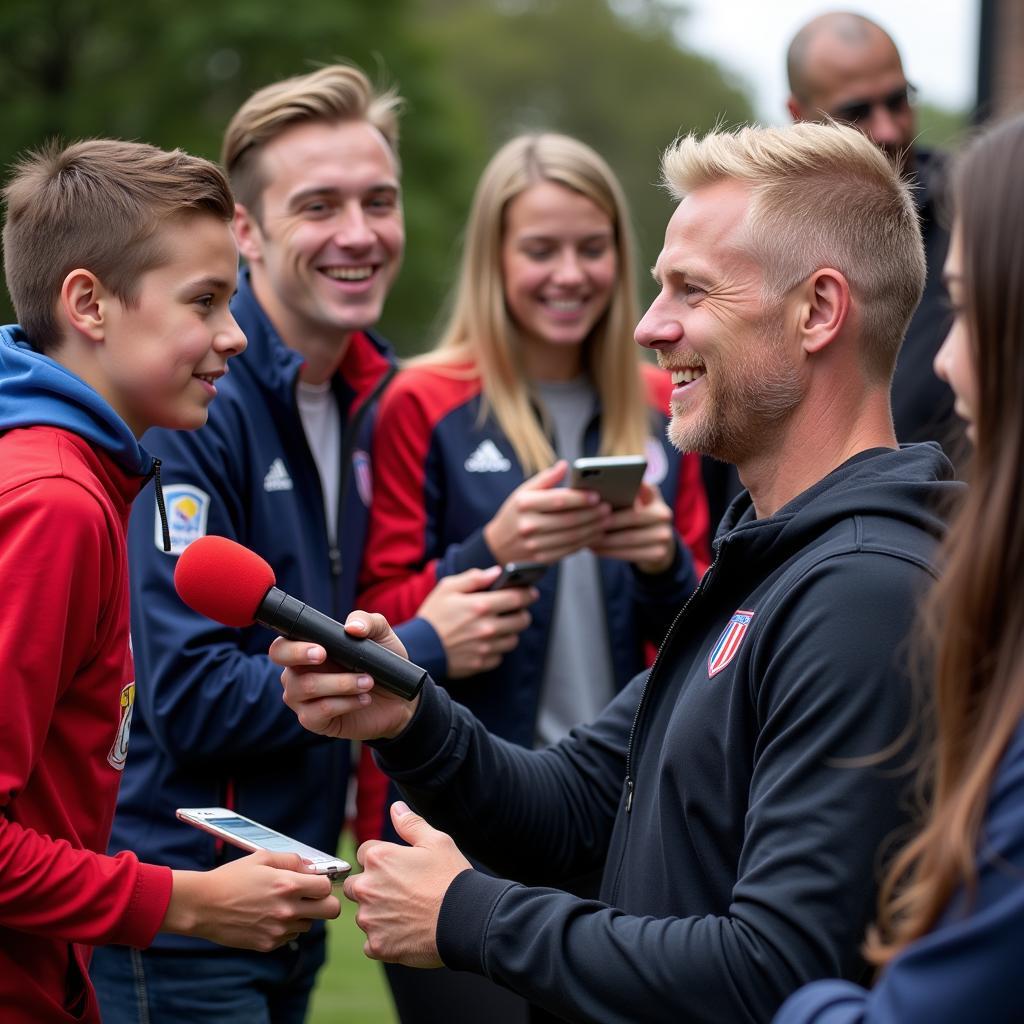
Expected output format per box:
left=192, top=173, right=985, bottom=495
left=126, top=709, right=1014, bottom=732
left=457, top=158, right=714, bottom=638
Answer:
left=263, top=458, right=294, bottom=492
left=464, top=440, right=512, bottom=473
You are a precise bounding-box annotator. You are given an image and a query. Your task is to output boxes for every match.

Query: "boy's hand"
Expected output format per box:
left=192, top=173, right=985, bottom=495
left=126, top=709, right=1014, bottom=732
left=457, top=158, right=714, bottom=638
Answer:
left=164, top=852, right=340, bottom=951
left=270, top=613, right=417, bottom=740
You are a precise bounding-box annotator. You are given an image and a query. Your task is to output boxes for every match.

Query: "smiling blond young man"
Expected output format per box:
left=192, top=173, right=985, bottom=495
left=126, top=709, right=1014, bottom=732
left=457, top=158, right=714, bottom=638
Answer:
left=268, top=122, right=965, bottom=1023
left=0, top=139, right=342, bottom=1024
left=91, top=66, right=535, bottom=1023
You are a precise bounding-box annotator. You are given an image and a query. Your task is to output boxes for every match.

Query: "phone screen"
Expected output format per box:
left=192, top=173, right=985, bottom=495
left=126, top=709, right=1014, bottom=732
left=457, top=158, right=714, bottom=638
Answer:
left=205, top=815, right=314, bottom=855
left=177, top=808, right=350, bottom=875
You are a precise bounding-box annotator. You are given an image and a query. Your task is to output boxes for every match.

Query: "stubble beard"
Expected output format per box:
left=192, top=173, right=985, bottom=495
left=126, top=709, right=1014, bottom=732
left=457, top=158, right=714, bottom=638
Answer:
left=667, top=311, right=804, bottom=464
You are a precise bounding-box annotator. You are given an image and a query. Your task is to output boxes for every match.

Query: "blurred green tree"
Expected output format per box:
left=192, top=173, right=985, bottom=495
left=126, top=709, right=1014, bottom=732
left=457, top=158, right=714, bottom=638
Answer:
left=413, top=0, right=754, bottom=309
left=915, top=100, right=970, bottom=151
left=0, top=0, right=485, bottom=351
left=0, top=0, right=755, bottom=351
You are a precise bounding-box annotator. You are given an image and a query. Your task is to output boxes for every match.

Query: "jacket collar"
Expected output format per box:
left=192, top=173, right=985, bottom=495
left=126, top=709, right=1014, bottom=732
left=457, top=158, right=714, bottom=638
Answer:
left=229, top=268, right=398, bottom=405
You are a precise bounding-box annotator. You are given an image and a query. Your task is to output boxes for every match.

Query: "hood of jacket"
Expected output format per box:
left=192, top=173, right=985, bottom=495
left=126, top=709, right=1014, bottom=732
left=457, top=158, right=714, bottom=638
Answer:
left=716, top=443, right=958, bottom=567
left=0, top=324, right=151, bottom=477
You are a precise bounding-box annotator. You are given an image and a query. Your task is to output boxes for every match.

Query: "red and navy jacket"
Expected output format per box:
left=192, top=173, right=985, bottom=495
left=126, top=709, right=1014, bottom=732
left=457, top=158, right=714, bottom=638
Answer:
left=359, top=359, right=711, bottom=749
left=107, top=271, right=444, bottom=953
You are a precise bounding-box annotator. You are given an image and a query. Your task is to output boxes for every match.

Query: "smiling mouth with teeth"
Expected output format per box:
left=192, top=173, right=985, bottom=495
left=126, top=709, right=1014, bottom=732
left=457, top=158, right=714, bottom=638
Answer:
left=193, top=372, right=221, bottom=384
left=322, top=266, right=374, bottom=281
left=671, top=368, right=706, bottom=385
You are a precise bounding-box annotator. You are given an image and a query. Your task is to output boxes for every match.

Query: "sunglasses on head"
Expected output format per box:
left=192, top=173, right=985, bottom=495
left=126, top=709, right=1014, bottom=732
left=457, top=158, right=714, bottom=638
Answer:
left=828, top=83, right=917, bottom=125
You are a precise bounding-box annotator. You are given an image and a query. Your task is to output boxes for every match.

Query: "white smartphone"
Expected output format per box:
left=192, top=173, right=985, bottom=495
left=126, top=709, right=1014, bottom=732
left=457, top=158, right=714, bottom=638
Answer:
left=571, top=455, right=648, bottom=508
left=176, top=807, right=351, bottom=880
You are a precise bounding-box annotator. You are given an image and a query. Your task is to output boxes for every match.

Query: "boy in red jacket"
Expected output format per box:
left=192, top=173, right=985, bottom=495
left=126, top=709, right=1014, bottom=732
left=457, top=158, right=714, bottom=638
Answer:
left=0, top=139, right=340, bottom=1024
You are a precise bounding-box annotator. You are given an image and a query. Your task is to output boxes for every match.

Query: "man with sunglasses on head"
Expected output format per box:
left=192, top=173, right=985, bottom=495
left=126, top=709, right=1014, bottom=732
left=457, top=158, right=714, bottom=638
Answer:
left=786, top=11, right=962, bottom=467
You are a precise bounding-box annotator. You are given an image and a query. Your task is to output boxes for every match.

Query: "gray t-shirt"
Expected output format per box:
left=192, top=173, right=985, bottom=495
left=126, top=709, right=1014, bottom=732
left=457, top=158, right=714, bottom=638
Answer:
left=296, top=379, right=340, bottom=548
left=532, top=377, right=616, bottom=747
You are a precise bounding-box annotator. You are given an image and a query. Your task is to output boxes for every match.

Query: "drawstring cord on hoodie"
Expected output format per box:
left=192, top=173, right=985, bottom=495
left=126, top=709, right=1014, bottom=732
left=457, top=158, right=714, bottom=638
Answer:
left=150, top=458, right=171, bottom=552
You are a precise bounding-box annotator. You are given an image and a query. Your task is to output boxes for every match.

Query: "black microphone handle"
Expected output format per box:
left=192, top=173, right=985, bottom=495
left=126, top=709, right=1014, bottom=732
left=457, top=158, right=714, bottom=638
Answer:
left=257, top=587, right=428, bottom=701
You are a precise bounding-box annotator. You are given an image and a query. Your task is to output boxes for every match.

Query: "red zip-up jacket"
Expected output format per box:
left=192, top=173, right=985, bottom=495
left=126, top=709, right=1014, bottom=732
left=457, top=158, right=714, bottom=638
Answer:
left=0, top=426, right=171, bottom=1023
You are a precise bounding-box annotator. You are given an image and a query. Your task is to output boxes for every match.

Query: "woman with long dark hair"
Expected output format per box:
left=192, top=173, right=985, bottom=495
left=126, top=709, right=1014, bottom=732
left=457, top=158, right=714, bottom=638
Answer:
left=775, top=113, right=1024, bottom=1024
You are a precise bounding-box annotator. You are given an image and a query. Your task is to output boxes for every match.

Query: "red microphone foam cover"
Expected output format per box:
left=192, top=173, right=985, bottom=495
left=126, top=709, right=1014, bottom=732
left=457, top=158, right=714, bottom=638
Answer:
left=174, top=535, right=276, bottom=628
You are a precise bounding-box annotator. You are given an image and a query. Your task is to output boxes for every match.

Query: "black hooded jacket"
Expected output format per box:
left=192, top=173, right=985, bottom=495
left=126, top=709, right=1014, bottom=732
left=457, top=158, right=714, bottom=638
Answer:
left=373, top=443, right=960, bottom=1023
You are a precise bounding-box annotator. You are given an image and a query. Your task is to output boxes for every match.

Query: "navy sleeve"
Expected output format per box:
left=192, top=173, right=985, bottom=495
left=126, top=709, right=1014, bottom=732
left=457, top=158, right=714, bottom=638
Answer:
left=775, top=720, right=1024, bottom=1024
left=628, top=534, right=697, bottom=642
left=393, top=616, right=447, bottom=681
left=435, top=525, right=497, bottom=577
left=128, top=421, right=317, bottom=761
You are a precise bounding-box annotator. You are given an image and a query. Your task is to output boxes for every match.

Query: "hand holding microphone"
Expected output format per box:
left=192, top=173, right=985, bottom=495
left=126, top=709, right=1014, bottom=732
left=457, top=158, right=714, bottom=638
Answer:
left=174, top=536, right=428, bottom=702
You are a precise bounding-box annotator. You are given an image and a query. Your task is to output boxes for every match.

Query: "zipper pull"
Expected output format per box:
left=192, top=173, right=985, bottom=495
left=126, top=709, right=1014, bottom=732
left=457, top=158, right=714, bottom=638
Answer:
left=624, top=777, right=634, bottom=813
left=152, top=458, right=171, bottom=553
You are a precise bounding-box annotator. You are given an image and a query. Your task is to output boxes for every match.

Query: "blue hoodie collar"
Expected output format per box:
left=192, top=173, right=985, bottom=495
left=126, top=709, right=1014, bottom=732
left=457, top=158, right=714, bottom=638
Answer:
left=0, top=324, right=152, bottom=477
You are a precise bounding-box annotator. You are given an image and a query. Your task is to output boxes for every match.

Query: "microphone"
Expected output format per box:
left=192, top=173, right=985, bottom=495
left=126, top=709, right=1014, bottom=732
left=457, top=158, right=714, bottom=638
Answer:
left=174, top=535, right=428, bottom=701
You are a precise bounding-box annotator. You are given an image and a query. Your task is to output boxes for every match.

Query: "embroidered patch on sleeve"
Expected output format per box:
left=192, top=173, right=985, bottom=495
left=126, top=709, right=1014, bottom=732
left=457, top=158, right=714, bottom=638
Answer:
left=708, top=609, right=755, bottom=678
left=643, top=437, right=669, bottom=486
left=353, top=449, right=373, bottom=507
left=108, top=680, right=135, bottom=770
left=160, top=484, right=211, bottom=555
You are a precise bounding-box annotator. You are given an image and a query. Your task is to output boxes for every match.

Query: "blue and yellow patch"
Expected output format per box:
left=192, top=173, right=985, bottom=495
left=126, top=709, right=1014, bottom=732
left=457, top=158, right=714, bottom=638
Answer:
left=161, top=484, right=211, bottom=555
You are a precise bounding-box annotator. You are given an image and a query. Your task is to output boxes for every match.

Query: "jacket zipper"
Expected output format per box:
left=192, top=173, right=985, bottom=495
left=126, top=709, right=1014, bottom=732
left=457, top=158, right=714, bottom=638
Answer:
left=622, top=545, right=723, bottom=807
left=609, top=544, right=723, bottom=902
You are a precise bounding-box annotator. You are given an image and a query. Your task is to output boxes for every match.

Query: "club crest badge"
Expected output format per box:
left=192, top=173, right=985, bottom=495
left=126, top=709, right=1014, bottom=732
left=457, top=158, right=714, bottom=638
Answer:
left=161, top=484, right=211, bottom=555
left=708, top=609, right=755, bottom=678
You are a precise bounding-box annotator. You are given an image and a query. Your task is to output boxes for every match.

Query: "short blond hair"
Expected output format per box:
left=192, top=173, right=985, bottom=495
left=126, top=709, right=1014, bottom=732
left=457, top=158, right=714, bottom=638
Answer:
left=662, top=122, right=924, bottom=382
left=221, top=64, right=402, bottom=218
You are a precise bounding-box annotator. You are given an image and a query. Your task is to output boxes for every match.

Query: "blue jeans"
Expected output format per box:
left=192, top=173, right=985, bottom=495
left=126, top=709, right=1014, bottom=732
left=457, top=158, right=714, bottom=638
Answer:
left=89, top=937, right=324, bottom=1024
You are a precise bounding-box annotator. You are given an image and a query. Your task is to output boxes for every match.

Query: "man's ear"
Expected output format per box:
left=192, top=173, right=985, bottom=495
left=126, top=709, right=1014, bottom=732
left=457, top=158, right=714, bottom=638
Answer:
left=60, top=269, right=108, bottom=343
left=233, top=203, right=263, bottom=263
left=796, top=268, right=851, bottom=356
left=785, top=96, right=804, bottom=123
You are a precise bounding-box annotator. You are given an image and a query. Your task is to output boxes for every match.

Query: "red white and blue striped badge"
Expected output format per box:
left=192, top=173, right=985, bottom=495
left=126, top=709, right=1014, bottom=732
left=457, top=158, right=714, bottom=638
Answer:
left=708, top=609, right=755, bottom=678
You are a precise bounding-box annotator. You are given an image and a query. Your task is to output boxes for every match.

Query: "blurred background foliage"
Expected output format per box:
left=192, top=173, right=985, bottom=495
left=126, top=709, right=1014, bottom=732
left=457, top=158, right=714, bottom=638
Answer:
left=0, top=0, right=966, bottom=354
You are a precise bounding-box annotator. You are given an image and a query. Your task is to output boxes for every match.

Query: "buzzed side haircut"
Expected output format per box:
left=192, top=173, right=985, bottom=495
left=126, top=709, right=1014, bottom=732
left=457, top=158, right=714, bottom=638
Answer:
left=662, top=122, right=925, bottom=384
left=221, top=64, right=403, bottom=221
left=3, top=139, right=234, bottom=353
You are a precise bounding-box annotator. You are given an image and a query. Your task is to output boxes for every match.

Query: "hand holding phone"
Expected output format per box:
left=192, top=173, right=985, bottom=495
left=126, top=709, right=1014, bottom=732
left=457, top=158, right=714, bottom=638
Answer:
left=177, top=807, right=351, bottom=881
left=571, top=456, right=647, bottom=509
left=588, top=477, right=677, bottom=574
left=486, top=561, right=548, bottom=590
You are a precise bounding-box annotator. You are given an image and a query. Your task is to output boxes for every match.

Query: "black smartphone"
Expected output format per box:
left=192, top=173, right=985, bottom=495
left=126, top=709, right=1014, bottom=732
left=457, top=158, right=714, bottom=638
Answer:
left=571, top=455, right=647, bottom=508
left=487, top=561, right=548, bottom=590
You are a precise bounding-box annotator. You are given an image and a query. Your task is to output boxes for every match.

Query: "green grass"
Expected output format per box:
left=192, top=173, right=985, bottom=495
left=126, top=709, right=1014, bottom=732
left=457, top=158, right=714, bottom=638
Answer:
left=307, top=837, right=397, bottom=1024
